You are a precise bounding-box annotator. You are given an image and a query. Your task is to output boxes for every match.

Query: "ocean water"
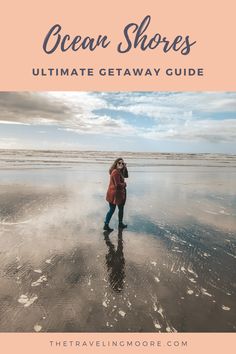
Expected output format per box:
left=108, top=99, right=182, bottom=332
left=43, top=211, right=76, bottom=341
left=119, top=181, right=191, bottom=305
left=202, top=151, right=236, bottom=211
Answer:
left=0, top=150, right=235, bottom=332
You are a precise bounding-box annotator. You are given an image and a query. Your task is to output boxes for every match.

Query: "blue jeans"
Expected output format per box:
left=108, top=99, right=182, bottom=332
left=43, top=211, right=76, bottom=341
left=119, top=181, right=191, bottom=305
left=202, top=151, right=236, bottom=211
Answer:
left=105, top=203, right=124, bottom=225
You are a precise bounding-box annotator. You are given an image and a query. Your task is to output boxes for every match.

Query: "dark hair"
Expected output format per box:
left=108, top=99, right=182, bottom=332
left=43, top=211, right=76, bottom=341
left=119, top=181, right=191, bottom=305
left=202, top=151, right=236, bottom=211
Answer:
left=109, top=158, right=128, bottom=178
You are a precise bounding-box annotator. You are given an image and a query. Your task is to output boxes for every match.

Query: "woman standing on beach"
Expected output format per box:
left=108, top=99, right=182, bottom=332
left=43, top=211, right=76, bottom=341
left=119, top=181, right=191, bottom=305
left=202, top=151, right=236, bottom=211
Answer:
left=104, top=158, right=128, bottom=231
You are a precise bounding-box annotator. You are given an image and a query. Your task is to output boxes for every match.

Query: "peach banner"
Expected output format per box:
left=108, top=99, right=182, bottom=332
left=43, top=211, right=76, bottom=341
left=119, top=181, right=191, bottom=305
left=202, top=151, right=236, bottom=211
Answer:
left=0, top=333, right=235, bottom=354
left=0, top=0, right=235, bottom=91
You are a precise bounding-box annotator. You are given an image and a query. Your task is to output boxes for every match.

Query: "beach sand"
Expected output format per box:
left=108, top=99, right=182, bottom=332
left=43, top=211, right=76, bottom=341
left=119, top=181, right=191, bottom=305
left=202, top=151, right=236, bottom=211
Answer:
left=0, top=150, right=235, bottom=332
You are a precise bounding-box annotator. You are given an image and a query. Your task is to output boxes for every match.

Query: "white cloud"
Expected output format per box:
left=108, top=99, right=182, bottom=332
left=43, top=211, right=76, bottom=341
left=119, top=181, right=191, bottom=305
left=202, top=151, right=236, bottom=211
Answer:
left=142, top=119, right=236, bottom=142
left=0, top=138, right=21, bottom=149
left=0, top=92, right=236, bottom=147
left=106, top=92, right=236, bottom=121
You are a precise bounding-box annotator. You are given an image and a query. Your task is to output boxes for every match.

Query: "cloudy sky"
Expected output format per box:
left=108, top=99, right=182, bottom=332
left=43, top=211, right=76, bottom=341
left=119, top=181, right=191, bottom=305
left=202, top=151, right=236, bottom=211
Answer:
left=0, top=91, right=235, bottom=153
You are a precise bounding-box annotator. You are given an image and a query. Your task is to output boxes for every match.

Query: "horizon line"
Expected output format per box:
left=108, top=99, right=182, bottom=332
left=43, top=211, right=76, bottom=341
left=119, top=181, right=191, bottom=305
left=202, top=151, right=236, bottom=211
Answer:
left=0, top=148, right=235, bottom=156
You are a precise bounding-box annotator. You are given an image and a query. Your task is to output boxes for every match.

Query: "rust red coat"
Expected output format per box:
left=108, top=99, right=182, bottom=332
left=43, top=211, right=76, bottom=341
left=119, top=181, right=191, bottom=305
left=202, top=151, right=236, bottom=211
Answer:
left=106, top=169, right=127, bottom=205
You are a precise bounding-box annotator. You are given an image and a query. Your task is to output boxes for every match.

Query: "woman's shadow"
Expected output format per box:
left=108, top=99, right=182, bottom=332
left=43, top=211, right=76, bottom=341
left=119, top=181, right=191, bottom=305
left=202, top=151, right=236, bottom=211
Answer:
left=103, top=229, right=125, bottom=293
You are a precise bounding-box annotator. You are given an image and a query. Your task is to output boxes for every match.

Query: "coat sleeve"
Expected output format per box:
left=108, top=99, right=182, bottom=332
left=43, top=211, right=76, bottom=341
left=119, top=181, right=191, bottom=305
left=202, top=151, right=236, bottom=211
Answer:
left=112, top=171, right=126, bottom=190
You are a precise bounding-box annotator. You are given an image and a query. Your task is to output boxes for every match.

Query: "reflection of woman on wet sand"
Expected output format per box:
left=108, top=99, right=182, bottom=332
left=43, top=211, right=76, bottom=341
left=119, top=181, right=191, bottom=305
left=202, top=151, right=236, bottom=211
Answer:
left=104, top=229, right=125, bottom=293
left=104, top=158, right=128, bottom=232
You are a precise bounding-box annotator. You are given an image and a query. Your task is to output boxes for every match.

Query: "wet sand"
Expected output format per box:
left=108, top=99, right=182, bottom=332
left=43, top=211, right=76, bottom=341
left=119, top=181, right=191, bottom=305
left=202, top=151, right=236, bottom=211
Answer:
left=0, top=150, right=235, bottom=332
